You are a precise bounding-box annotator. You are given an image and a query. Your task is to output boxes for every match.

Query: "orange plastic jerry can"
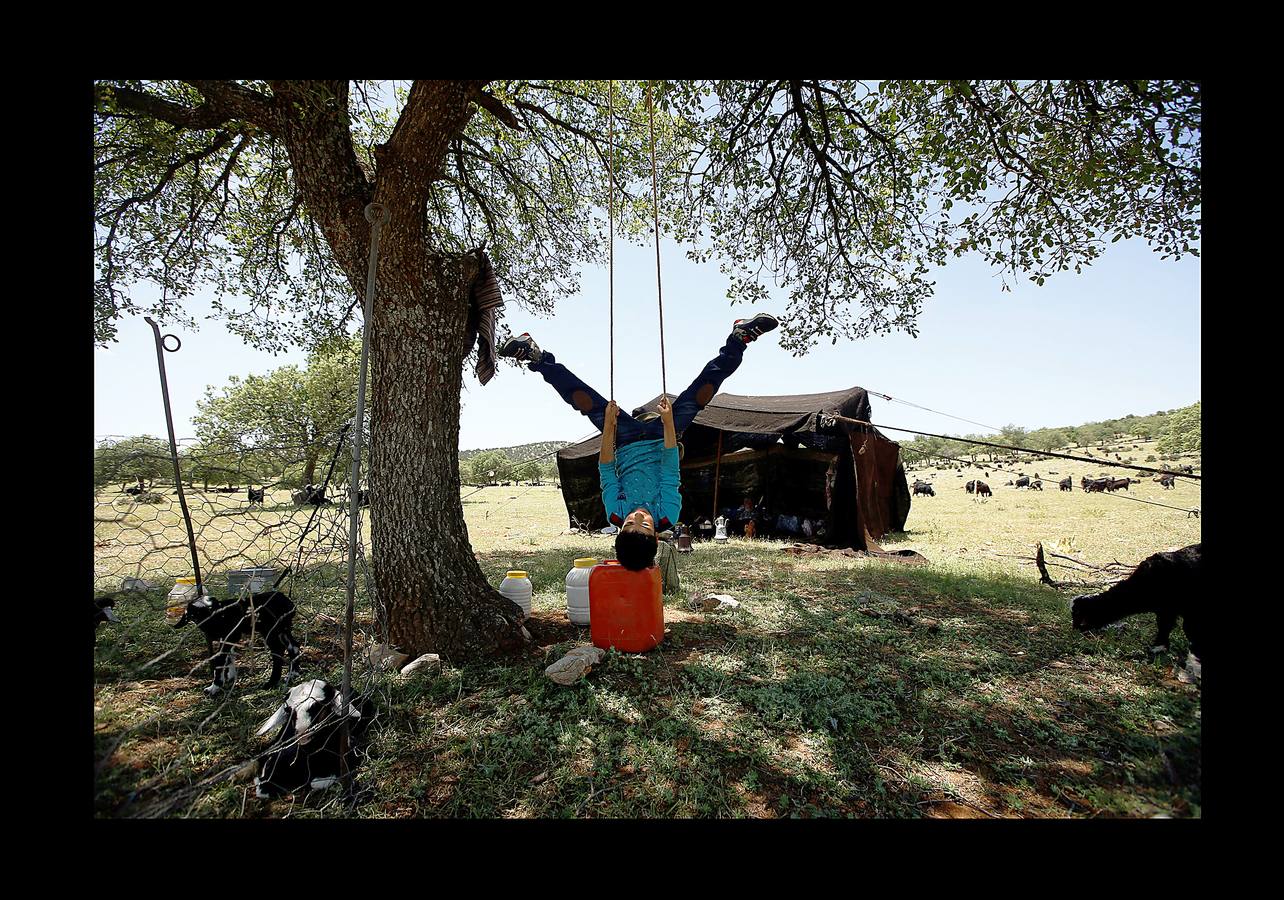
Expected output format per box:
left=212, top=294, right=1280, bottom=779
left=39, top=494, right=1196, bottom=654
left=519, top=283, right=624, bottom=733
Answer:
left=589, top=560, right=664, bottom=652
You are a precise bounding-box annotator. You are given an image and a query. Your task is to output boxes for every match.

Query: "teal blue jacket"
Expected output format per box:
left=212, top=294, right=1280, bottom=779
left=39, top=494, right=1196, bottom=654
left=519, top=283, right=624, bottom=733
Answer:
left=598, top=439, right=682, bottom=528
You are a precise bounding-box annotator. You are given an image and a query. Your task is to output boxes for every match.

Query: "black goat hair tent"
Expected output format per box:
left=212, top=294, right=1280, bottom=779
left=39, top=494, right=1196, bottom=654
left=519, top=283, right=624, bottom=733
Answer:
left=555, top=386, right=911, bottom=551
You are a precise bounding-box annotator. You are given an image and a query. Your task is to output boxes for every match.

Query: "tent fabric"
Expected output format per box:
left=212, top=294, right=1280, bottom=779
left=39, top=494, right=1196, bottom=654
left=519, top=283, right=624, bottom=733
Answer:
left=555, top=385, right=908, bottom=549
left=558, top=387, right=874, bottom=461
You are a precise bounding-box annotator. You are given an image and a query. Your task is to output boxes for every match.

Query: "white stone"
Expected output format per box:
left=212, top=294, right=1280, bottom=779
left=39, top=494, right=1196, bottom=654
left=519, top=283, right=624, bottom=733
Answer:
left=699, top=593, right=738, bottom=611
left=544, top=645, right=606, bottom=685
left=400, top=653, right=442, bottom=676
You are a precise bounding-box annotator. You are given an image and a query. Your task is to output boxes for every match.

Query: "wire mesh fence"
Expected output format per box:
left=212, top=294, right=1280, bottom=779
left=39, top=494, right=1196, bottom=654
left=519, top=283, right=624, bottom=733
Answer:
left=93, top=427, right=396, bottom=817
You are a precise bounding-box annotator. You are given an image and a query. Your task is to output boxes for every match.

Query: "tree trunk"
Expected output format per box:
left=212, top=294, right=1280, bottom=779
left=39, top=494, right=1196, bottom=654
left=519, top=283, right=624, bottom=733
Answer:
left=302, top=449, right=319, bottom=487
left=369, top=250, right=529, bottom=661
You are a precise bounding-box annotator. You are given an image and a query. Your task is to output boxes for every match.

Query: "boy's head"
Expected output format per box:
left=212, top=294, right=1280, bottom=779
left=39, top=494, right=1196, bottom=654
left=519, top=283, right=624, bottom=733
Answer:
left=615, top=508, right=658, bottom=571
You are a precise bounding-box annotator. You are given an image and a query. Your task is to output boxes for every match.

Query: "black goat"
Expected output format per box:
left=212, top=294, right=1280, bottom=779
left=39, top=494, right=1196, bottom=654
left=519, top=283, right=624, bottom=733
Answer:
left=292, top=483, right=331, bottom=506
left=247, top=487, right=265, bottom=505
left=254, top=679, right=374, bottom=798
left=94, top=595, right=119, bottom=629
left=1070, top=544, right=1202, bottom=661
left=169, top=591, right=301, bottom=696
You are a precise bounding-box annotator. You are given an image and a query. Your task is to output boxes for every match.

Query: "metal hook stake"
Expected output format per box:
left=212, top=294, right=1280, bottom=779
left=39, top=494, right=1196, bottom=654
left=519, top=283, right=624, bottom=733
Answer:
left=340, top=201, right=389, bottom=799
left=143, top=316, right=203, bottom=593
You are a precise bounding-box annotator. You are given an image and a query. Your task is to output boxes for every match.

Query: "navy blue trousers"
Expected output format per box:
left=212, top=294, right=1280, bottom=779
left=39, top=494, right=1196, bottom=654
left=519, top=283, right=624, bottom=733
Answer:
left=531, top=336, right=747, bottom=447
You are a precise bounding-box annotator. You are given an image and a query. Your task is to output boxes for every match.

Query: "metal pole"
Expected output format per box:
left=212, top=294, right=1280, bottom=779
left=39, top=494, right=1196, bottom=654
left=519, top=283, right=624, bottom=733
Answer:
left=143, top=317, right=203, bottom=594
left=340, top=201, right=388, bottom=799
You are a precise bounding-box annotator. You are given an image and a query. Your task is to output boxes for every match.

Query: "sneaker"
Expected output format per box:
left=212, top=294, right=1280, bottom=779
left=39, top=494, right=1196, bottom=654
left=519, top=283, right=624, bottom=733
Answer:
left=497, top=333, right=543, bottom=363
left=732, top=313, right=780, bottom=343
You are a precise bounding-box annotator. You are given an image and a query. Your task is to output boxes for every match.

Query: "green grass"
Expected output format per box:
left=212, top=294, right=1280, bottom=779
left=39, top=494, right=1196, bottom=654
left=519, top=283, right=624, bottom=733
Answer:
left=94, top=441, right=1201, bottom=818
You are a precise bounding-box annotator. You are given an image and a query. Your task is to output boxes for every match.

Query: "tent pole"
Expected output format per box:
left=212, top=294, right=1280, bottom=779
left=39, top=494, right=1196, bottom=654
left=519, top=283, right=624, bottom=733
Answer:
left=712, top=431, right=723, bottom=522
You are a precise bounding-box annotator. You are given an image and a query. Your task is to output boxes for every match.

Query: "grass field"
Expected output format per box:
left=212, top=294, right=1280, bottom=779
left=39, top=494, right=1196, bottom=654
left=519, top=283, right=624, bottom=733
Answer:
left=93, top=439, right=1201, bottom=818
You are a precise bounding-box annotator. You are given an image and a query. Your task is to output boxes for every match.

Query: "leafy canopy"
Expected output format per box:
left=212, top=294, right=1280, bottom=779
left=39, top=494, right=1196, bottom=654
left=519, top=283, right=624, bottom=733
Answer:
left=95, top=80, right=1200, bottom=354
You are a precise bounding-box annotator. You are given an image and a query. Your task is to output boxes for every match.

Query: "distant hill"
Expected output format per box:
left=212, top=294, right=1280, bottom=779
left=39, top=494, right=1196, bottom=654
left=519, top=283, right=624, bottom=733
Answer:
left=459, top=440, right=570, bottom=465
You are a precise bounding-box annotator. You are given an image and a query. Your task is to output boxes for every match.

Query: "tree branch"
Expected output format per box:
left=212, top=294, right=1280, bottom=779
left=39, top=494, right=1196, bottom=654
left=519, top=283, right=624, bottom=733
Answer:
left=471, top=87, right=523, bottom=130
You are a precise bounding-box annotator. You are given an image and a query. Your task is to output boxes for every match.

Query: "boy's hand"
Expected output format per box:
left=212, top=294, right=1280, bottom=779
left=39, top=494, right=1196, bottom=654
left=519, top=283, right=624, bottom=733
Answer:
left=604, top=400, right=619, bottom=428
left=658, top=397, right=677, bottom=449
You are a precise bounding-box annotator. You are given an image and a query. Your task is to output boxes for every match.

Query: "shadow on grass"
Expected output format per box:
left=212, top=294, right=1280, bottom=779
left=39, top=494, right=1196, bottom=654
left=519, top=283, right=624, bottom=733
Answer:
left=96, top=542, right=1200, bottom=818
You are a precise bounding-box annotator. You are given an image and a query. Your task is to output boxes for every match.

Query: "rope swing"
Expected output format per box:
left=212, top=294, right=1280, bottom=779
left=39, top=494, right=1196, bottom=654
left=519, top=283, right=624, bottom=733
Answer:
left=607, top=79, right=615, bottom=402
left=646, top=80, right=669, bottom=400
left=604, top=80, right=669, bottom=404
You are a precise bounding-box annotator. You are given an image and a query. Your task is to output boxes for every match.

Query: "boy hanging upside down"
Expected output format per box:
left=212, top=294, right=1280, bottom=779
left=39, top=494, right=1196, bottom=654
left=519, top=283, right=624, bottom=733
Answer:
left=498, top=313, right=780, bottom=571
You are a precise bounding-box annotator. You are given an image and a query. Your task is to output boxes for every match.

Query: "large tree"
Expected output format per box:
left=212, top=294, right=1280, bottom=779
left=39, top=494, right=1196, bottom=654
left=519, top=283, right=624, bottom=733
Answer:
left=95, top=79, right=1200, bottom=659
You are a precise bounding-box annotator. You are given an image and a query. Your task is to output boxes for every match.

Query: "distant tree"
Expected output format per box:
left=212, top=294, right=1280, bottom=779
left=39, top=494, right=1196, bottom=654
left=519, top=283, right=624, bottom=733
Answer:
left=1156, top=401, right=1200, bottom=455
left=1077, top=422, right=1106, bottom=447
left=999, top=424, right=1027, bottom=459
left=468, top=451, right=512, bottom=484
left=193, top=337, right=361, bottom=487
left=518, top=462, right=541, bottom=483
left=182, top=443, right=252, bottom=490
left=1028, top=428, right=1065, bottom=454
left=95, top=436, right=172, bottom=489
left=541, top=459, right=560, bottom=483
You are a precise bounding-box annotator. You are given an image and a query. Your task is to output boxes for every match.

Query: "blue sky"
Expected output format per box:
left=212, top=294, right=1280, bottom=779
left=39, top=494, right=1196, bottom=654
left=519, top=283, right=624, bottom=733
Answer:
left=94, top=233, right=1200, bottom=451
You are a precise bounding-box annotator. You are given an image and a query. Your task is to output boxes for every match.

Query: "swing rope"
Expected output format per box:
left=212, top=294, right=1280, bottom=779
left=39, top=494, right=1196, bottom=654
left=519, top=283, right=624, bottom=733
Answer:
left=608, top=79, right=615, bottom=403
left=646, top=80, right=668, bottom=399
left=605, top=81, right=669, bottom=405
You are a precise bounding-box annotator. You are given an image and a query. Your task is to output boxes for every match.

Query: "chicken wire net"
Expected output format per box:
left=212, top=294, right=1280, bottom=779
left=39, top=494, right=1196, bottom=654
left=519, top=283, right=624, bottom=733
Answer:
left=93, top=428, right=395, bottom=816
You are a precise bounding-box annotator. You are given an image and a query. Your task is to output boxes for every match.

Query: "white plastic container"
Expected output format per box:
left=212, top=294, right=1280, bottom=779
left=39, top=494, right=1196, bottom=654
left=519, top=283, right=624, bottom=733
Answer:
left=565, top=557, right=597, bottom=626
left=227, top=567, right=279, bottom=597
left=499, top=570, right=533, bottom=619
left=165, top=577, right=209, bottom=622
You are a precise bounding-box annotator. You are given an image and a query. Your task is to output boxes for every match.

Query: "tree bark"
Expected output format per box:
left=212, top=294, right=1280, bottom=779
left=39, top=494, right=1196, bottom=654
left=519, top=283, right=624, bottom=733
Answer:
left=302, top=449, right=319, bottom=487
left=368, top=250, right=530, bottom=661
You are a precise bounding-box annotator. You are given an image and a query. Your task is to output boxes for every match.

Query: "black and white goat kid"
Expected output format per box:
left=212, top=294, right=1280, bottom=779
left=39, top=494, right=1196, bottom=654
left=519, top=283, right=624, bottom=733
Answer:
left=1070, top=543, right=1202, bottom=670
left=254, top=679, right=374, bottom=798
left=169, top=591, right=302, bottom=697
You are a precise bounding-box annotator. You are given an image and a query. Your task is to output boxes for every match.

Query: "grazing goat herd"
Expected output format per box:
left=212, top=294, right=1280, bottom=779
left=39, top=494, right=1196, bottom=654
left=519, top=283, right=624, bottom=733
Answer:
left=911, top=466, right=1192, bottom=500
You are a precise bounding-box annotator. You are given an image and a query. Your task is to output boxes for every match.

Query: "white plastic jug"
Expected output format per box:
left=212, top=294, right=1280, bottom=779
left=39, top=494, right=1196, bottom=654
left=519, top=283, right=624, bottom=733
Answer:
left=565, top=558, right=597, bottom=626
left=499, top=570, right=532, bottom=619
